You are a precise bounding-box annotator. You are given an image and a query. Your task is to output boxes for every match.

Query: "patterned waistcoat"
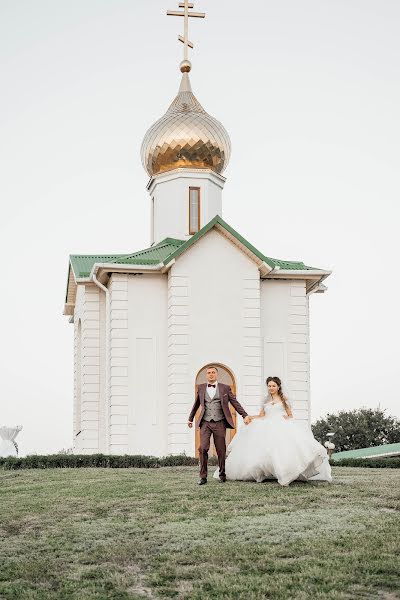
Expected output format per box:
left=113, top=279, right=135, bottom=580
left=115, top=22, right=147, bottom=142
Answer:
left=203, top=384, right=224, bottom=422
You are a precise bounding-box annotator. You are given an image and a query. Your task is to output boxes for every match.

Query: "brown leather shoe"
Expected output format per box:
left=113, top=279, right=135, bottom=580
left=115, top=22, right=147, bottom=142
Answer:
left=219, top=477, right=226, bottom=483
left=198, top=478, right=207, bottom=485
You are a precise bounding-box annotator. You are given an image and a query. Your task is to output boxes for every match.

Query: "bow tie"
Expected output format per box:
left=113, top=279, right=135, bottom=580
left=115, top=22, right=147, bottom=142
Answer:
left=207, top=384, right=216, bottom=388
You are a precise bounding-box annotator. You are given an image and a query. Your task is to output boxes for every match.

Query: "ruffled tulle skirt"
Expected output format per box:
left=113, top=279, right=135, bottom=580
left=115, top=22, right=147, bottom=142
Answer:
left=213, top=416, right=332, bottom=486
left=0, top=440, right=17, bottom=457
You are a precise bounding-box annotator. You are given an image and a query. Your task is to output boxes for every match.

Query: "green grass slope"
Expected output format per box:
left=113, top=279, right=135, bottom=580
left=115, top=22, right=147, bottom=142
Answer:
left=0, top=467, right=399, bottom=599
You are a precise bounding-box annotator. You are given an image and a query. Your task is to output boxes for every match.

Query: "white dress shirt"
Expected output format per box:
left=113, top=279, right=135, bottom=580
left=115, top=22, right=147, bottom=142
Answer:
left=206, top=382, right=218, bottom=399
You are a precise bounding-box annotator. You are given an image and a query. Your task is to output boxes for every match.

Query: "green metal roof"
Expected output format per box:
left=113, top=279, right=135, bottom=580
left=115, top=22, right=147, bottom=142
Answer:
left=70, top=238, right=183, bottom=279
left=331, top=443, right=400, bottom=461
left=67, top=216, right=324, bottom=304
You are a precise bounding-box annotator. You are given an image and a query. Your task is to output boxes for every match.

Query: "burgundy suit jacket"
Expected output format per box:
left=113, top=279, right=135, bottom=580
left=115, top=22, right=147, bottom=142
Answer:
left=188, top=382, right=248, bottom=429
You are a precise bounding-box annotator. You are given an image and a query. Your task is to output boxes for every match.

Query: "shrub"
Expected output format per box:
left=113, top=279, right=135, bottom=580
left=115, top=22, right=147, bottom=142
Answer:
left=330, top=457, right=400, bottom=468
left=312, top=408, right=400, bottom=452
left=0, top=453, right=219, bottom=470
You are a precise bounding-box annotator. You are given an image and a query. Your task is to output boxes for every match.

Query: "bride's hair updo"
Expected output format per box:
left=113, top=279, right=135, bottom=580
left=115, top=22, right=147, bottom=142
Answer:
left=266, top=376, right=291, bottom=416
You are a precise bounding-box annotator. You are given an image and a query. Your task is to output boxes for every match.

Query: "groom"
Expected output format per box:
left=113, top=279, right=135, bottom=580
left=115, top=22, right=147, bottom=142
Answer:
left=188, top=366, right=251, bottom=485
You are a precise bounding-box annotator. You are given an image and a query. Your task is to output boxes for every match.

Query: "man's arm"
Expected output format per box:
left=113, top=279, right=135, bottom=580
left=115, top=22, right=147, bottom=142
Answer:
left=188, top=391, right=200, bottom=427
left=227, top=386, right=250, bottom=422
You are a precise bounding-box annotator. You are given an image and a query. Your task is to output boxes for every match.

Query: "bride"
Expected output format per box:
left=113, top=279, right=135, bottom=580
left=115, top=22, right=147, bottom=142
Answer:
left=213, top=376, right=332, bottom=486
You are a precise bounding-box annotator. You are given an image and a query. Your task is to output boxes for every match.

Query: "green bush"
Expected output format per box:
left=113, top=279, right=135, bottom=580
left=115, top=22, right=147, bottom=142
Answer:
left=312, top=408, right=400, bottom=452
left=2, top=453, right=397, bottom=471
left=0, top=453, right=213, bottom=470
left=330, top=457, right=400, bottom=468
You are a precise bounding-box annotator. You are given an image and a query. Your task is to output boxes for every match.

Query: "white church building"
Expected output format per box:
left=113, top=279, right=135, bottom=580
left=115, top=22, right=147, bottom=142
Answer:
left=63, top=3, right=331, bottom=457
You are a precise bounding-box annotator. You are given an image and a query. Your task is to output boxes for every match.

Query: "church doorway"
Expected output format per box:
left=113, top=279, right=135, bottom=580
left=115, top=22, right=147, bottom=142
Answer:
left=194, top=364, right=237, bottom=458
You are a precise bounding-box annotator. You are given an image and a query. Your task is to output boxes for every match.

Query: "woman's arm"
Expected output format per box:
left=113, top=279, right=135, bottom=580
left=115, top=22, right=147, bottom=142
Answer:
left=249, top=408, right=265, bottom=420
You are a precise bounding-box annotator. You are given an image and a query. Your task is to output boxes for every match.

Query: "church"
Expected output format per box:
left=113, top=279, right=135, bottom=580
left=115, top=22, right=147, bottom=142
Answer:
left=63, top=2, right=331, bottom=457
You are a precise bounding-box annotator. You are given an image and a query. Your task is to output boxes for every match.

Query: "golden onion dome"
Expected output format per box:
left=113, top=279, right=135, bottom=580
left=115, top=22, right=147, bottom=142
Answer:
left=141, top=62, right=231, bottom=177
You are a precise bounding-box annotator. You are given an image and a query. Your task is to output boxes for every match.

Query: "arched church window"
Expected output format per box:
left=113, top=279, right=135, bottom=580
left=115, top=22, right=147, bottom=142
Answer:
left=189, top=187, right=200, bottom=234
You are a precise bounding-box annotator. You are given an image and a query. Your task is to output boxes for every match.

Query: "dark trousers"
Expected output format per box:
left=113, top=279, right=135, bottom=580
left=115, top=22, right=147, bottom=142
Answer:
left=199, top=419, right=227, bottom=479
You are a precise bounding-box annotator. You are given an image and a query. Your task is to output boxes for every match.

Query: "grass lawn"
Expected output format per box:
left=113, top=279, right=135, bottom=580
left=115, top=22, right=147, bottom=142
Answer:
left=0, top=467, right=399, bottom=600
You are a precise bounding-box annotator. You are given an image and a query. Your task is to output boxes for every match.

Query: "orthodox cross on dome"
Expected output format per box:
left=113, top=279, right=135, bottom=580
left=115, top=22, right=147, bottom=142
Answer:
left=167, top=1, right=205, bottom=72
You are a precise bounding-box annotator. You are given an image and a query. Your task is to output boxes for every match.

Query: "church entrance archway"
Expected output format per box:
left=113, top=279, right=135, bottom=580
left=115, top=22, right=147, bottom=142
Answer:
left=194, top=363, right=237, bottom=458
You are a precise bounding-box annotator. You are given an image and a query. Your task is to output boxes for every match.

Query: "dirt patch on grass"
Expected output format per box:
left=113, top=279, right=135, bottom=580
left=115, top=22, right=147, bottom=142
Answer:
left=0, top=515, right=43, bottom=537
left=125, top=563, right=156, bottom=598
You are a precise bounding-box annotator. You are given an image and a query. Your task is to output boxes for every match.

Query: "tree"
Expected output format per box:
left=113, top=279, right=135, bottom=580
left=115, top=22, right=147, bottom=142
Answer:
left=311, top=408, right=400, bottom=453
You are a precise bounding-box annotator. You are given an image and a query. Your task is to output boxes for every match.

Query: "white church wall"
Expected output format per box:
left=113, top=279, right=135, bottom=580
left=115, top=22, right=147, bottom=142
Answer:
left=200, top=176, right=224, bottom=224
left=98, top=287, right=107, bottom=453
left=109, top=274, right=129, bottom=454
left=260, top=280, right=310, bottom=425
left=127, top=274, right=168, bottom=456
left=73, top=285, right=84, bottom=452
left=73, top=283, right=102, bottom=453
left=148, top=169, right=225, bottom=245
left=167, top=229, right=262, bottom=456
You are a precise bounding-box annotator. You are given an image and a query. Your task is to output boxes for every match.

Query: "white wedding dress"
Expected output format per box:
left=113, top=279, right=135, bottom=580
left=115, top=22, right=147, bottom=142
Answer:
left=213, top=399, right=332, bottom=486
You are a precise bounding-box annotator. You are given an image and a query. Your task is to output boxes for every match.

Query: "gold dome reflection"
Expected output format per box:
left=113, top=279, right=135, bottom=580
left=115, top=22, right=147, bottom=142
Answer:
left=141, top=72, right=231, bottom=177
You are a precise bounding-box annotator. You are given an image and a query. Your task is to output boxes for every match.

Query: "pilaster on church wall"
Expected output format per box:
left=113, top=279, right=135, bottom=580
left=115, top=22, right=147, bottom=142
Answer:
left=260, top=280, right=310, bottom=425
left=98, top=289, right=106, bottom=452
left=73, top=284, right=102, bottom=453
left=167, top=271, right=191, bottom=454
left=288, top=281, right=310, bottom=425
left=242, top=277, right=263, bottom=419
left=109, top=274, right=129, bottom=454
left=73, top=285, right=85, bottom=452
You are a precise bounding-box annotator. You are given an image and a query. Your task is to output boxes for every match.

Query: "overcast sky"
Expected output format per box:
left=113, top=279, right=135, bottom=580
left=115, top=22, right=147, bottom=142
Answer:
left=1, top=0, right=399, bottom=455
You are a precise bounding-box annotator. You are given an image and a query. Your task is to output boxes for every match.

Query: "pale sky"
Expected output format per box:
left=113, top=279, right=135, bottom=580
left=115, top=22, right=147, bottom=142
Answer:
left=1, top=0, right=399, bottom=455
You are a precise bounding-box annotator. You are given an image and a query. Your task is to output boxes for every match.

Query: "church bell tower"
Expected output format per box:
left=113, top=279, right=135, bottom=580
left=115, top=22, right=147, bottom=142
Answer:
left=140, top=1, right=231, bottom=245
